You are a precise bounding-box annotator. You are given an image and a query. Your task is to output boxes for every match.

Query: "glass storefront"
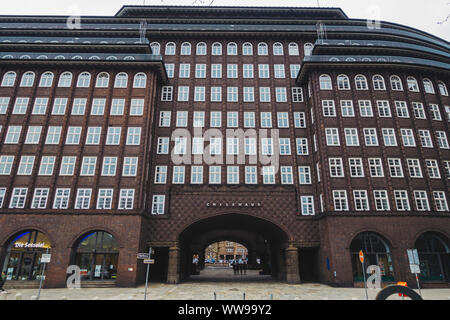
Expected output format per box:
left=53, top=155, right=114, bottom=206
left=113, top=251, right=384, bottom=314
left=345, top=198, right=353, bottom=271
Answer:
left=73, top=231, right=119, bottom=281
left=350, top=232, right=395, bottom=282
left=1, top=230, right=51, bottom=281
left=415, top=232, right=450, bottom=282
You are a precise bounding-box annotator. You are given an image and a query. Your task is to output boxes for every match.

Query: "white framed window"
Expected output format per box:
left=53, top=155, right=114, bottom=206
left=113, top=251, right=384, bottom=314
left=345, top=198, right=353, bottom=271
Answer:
left=294, top=112, right=306, bottom=128
left=161, top=86, right=173, bottom=101
left=444, top=161, right=450, bottom=179
left=261, top=138, right=273, bottom=155
left=180, top=42, right=191, bottom=55
left=438, top=82, right=448, bottom=96
left=340, top=100, right=354, bottom=117
left=243, top=87, right=254, bottom=102
left=126, top=127, right=141, bottom=145
left=210, top=112, right=222, bottom=128
left=211, top=64, right=222, bottom=78
left=151, top=195, right=165, bottom=214
left=119, top=189, right=135, bottom=210
left=377, top=101, right=391, bottom=117
left=194, top=87, right=205, bottom=102
left=301, top=196, right=315, bottom=216
left=260, top=112, right=272, bottom=128
left=178, top=86, right=190, bottom=102
left=433, top=191, right=448, bottom=212
left=275, top=87, right=287, bottom=102
left=257, top=42, right=268, bottom=55
left=325, top=128, right=340, bottom=146
left=333, top=190, right=349, bottom=211
left=423, top=78, right=435, bottom=94
left=25, top=126, right=42, bottom=144
left=373, top=75, right=386, bottom=90
left=209, top=166, right=221, bottom=184
left=368, top=158, right=384, bottom=177
left=337, top=75, right=350, bottom=90
left=159, top=111, right=171, bottom=127
left=95, top=72, right=109, bottom=88
left=273, top=42, right=284, bottom=55
left=91, top=98, right=105, bottom=115
left=157, top=137, right=169, bottom=155
left=227, top=137, right=239, bottom=155
left=394, top=191, right=410, bottom=211
left=426, top=159, right=441, bottom=179
left=227, top=112, right=238, bottom=128
left=38, top=156, right=55, bottom=176
left=30, top=97, right=47, bottom=115
left=355, top=75, right=368, bottom=90
left=244, top=138, right=257, bottom=155
left=296, top=138, right=308, bottom=155
left=352, top=190, right=369, bottom=211
left=51, top=98, right=67, bottom=115
left=195, top=64, right=206, bottom=78
left=227, top=166, right=239, bottom=184
left=209, top=137, right=222, bottom=155
left=227, top=42, right=237, bottom=55
left=101, top=157, right=117, bottom=176
left=242, top=42, right=253, bottom=55
left=227, top=87, right=238, bottom=102
left=212, top=42, right=222, bottom=55
left=436, top=131, right=449, bottom=149
left=394, top=101, right=409, bottom=118
left=12, top=97, right=29, bottom=114
left=388, top=158, right=404, bottom=178
left=344, top=128, right=359, bottom=146
left=179, top=64, right=190, bottom=78
left=322, top=100, right=336, bottom=117
left=1, top=71, right=16, bottom=87
left=72, top=98, right=86, bottom=115
left=298, top=166, right=311, bottom=184
left=80, top=157, right=97, bottom=176
left=290, top=64, right=300, bottom=78
left=244, top=112, right=255, bottom=128
left=407, top=77, right=419, bottom=92
left=418, top=130, right=433, bottom=148
left=192, top=137, right=204, bottom=155
left=76, top=72, right=91, bottom=88
left=407, top=159, right=423, bottom=178
left=123, top=157, right=138, bottom=176
left=280, top=167, right=293, bottom=184
left=429, top=104, right=442, bottom=121
left=176, top=111, right=188, bottom=127
left=53, top=188, right=70, bottom=209
left=5, top=126, right=22, bottom=144
left=173, top=166, right=185, bottom=184
left=288, top=43, right=299, bottom=55
left=227, top=64, right=238, bottom=79
left=97, top=189, right=113, bottom=210
left=359, top=100, right=373, bottom=117
left=105, top=127, right=121, bottom=145
left=414, top=191, right=429, bottom=211
left=75, top=189, right=92, bottom=209
left=45, top=126, right=62, bottom=144
left=114, top=73, right=128, bottom=88
left=58, top=72, right=72, bottom=87
left=9, top=188, right=28, bottom=208
left=65, top=126, right=81, bottom=145
left=196, top=42, right=207, bottom=55
left=85, top=127, right=101, bottom=145
left=191, top=166, right=203, bottom=184
left=349, top=158, right=364, bottom=177
left=277, top=112, right=289, bottom=128
left=165, top=64, right=174, bottom=78
left=245, top=166, right=257, bottom=184
left=258, top=64, right=269, bottom=78
left=0, top=155, right=14, bottom=175
left=291, top=87, right=303, bottom=102
left=193, top=111, right=205, bottom=128
left=110, top=99, right=125, bottom=115
left=59, top=156, right=76, bottom=176
left=17, top=156, right=35, bottom=175
left=374, top=190, right=390, bottom=211
left=154, top=166, right=168, bottom=184
left=329, top=158, right=344, bottom=177
left=133, top=73, right=147, bottom=88
left=363, top=128, right=378, bottom=146
left=319, top=74, right=332, bottom=90
left=412, top=102, right=426, bottom=119
left=274, top=64, right=285, bottom=78
left=243, top=64, right=254, bottom=79
left=262, top=166, right=276, bottom=184
left=390, top=75, right=403, bottom=91
left=401, top=129, right=416, bottom=147
left=0, top=97, right=10, bottom=114
left=382, top=128, right=397, bottom=146
left=165, top=42, right=176, bottom=55
left=211, top=87, right=222, bottom=102
left=20, top=72, right=35, bottom=87
left=279, top=138, right=291, bottom=155
left=259, top=87, right=271, bottom=102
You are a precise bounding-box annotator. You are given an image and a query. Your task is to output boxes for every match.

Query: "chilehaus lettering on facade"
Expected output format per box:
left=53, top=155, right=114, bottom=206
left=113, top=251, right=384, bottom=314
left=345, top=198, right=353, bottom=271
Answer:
left=0, top=5, right=448, bottom=289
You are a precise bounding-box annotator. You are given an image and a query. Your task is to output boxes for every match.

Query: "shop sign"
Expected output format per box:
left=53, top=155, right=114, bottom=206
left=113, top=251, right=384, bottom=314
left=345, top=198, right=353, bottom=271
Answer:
left=206, top=202, right=262, bottom=208
left=14, top=242, right=50, bottom=249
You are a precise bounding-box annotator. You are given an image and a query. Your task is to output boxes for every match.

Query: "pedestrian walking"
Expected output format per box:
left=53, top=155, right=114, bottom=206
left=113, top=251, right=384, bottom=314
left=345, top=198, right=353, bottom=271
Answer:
left=243, top=258, right=248, bottom=275
left=238, top=258, right=244, bottom=275
left=232, top=259, right=238, bottom=275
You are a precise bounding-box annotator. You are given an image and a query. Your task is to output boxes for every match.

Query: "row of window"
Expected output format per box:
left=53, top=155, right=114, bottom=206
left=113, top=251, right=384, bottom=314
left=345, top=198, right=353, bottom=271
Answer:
left=324, top=127, right=449, bottom=149
left=164, top=63, right=301, bottom=79
left=1, top=187, right=135, bottom=210
left=160, top=86, right=303, bottom=103
left=151, top=41, right=313, bottom=57
left=158, top=111, right=306, bottom=128
left=319, top=74, right=448, bottom=96
left=0, top=97, right=145, bottom=116
left=0, top=126, right=142, bottom=146
left=0, top=155, right=139, bottom=177
left=0, top=71, right=147, bottom=89
left=326, top=157, right=450, bottom=180
left=320, top=100, right=450, bottom=122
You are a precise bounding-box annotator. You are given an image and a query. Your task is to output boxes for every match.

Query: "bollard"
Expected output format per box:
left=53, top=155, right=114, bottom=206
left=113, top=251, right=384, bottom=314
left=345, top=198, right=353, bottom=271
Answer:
left=213, top=292, right=216, bottom=300
left=243, top=292, right=246, bottom=300
left=15, top=293, right=22, bottom=300
left=0, top=292, right=7, bottom=300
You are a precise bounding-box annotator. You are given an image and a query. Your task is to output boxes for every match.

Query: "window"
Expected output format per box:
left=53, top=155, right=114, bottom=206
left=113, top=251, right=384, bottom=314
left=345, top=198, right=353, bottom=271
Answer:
left=329, top=158, right=344, bottom=177
left=0, top=97, right=10, bottom=114
left=227, top=137, right=239, bottom=155
left=165, top=64, right=174, bottom=78
left=382, top=128, right=397, bottom=146
left=154, top=166, right=167, bottom=184
left=212, top=42, right=222, bottom=55
left=227, top=42, right=237, bottom=55
left=294, top=112, right=306, bottom=128
left=60, top=157, right=76, bottom=176
left=25, top=126, right=42, bottom=144
left=86, top=127, right=101, bottom=145
left=150, top=42, right=160, bottom=55
left=193, top=111, right=205, bottom=128
left=123, top=157, right=138, bottom=176
left=129, top=99, right=144, bottom=116
left=180, top=42, right=191, bottom=55
left=75, top=189, right=92, bottom=209
left=244, top=138, right=256, bottom=155
left=322, top=100, right=336, bottom=117
left=9, top=188, right=28, bottom=208
left=95, top=72, right=109, bottom=87
left=325, top=128, right=340, bottom=146
left=245, top=166, right=257, bottom=184
left=114, top=73, right=128, bottom=88
left=191, top=166, right=203, bottom=184
left=209, top=166, right=221, bottom=184
left=281, top=167, right=293, bottom=184
left=337, top=75, right=350, bottom=90
left=53, top=189, right=70, bottom=209
left=194, top=86, right=205, bottom=102
left=296, top=138, right=308, bottom=155
left=437, top=131, right=449, bottom=149
left=210, top=112, right=222, bottom=128
left=194, top=64, right=206, bottom=79
left=259, top=87, right=271, bottom=102
left=126, top=127, right=141, bottom=145
left=133, top=73, right=147, bottom=88
left=109, top=99, right=124, bottom=116
left=349, top=158, right=364, bottom=177
left=394, top=101, right=409, bottom=118
left=303, top=43, right=314, bottom=56
left=407, top=77, right=419, bottom=92
left=301, top=196, right=315, bottom=215
left=290, top=64, right=300, bottom=78
left=418, top=130, right=433, bottom=148
left=275, top=87, right=287, bottom=102
left=288, top=43, right=299, bottom=56
left=243, top=64, right=254, bottom=79
left=227, top=87, right=238, bottom=102
left=80, top=157, right=97, bottom=176
left=20, top=71, right=35, bottom=87
left=273, top=42, right=283, bottom=55
left=333, top=191, right=349, bottom=211
left=412, top=102, right=426, bottom=119
left=292, top=87, right=303, bottom=102
left=444, top=161, right=450, bottom=179
left=13, top=97, right=29, bottom=114
left=0, top=155, right=14, bottom=175
left=72, top=98, right=86, bottom=115
left=277, top=113, right=289, bottom=128
left=433, top=191, right=448, bottom=212
left=176, top=111, right=188, bottom=128
left=45, top=126, right=62, bottom=144
left=227, top=166, right=239, bottom=184
left=429, top=104, right=442, bottom=121
left=400, top=129, right=416, bottom=147
left=161, top=86, right=173, bottom=101
left=258, top=64, right=269, bottom=78
left=165, top=42, right=176, bottom=55
left=374, top=191, right=390, bottom=211
left=394, top=191, right=410, bottom=211
left=354, top=190, right=370, bottom=211
left=388, top=158, right=404, bottom=178
left=242, top=42, right=253, bottom=55
left=414, top=191, right=429, bottom=211
left=39, top=72, right=54, bottom=87
left=319, top=74, right=332, bottom=90
left=355, top=75, right=368, bottom=90
left=368, top=158, right=384, bottom=177
left=177, top=86, right=189, bottom=102
left=91, top=98, right=105, bottom=115
left=423, top=78, right=435, bottom=94
left=390, top=75, right=403, bottom=91
left=359, top=100, right=373, bottom=117
left=58, top=72, right=72, bottom=87
left=260, top=112, right=272, bottom=128
left=274, top=64, right=285, bottom=78
left=30, top=188, right=49, bottom=209
left=192, top=137, right=204, bottom=155
left=211, top=64, right=222, bottom=78
left=174, top=137, right=187, bottom=155
left=244, top=112, right=255, bottom=128
left=211, top=87, right=222, bottom=102
left=373, top=75, right=386, bottom=90
left=119, top=189, right=135, bottom=210
left=298, top=166, right=311, bottom=184
left=97, top=189, right=113, bottom=210
left=345, top=128, right=359, bottom=146
left=17, top=156, right=35, bottom=175
left=38, top=156, right=55, bottom=176
left=227, top=64, right=238, bottom=79
left=101, top=157, right=117, bottom=176
left=151, top=195, right=165, bottom=214
left=262, top=166, right=276, bottom=184
left=5, top=126, right=22, bottom=144
left=438, top=81, right=448, bottom=96
left=2, top=71, right=16, bottom=87
left=377, top=101, right=391, bottom=117
left=363, top=128, right=378, bottom=146
left=279, top=138, right=291, bottom=155
left=227, top=112, right=238, bottom=128
left=257, top=42, right=268, bottom=55
left=426, top=159, right=441, bottom=179
left=179, top=64, right=190, bottom=78
left=407, top=159, right=423, bottom=178
left=65, top=126, right=81, bottom=145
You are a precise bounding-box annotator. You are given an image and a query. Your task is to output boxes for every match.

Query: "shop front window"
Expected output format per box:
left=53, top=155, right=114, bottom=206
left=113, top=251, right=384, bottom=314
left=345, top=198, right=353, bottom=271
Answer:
left=415, top=232, right=450, bottom=282
left=73, top=231, right=119, bottom=281
left=1, top=230, right=51, bottom=281
left=350, top=232, right=395, bottom=282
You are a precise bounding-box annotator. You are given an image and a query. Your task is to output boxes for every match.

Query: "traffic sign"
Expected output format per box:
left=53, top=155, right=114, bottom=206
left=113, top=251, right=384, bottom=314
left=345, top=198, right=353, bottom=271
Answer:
left=359, top=250, right=364, bottom=263
left=137, top=253, right=150, bottom=260
left=407, top=249, right=420, bottom=265
left=143, top=259, right=155, bottom=264
left=40, top=254, right=51, bottom=263
left=410, top=264, right=421, bottom=274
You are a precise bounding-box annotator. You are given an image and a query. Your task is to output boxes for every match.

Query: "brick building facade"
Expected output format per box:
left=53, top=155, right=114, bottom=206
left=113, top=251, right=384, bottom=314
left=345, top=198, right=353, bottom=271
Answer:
left=0, top=6, right=449, bottom=288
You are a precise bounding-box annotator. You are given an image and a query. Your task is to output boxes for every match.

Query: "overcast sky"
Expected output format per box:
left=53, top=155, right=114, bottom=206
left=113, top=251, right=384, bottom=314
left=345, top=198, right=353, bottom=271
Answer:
left=1, top=0, right=448, bottom=41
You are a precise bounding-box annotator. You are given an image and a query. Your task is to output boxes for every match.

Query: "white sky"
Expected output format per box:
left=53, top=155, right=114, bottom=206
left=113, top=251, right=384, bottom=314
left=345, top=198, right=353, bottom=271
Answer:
left=0, top=0, right=448, bottom=41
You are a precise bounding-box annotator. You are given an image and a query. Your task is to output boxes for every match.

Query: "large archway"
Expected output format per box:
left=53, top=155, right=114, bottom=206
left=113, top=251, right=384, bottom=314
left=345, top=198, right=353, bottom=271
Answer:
left=415, top=232, right=450, bottom=283
left=177, top=213, right=293, bottom=282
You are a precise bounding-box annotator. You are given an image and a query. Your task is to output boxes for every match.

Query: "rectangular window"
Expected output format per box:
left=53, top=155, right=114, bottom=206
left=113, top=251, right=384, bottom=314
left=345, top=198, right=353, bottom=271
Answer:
left=97, top=189, right=113, bottom=209
left=5, top=126, right=22, bottom=144
left=298, top=166, right=311, bottom=184
left=0, top=97, right=10, bottom=114
left=38, top=156, right=55, bottom=176
left=294, top=112, right=306, bottom=128
left=325, top=128, right=340, bottom=146
left=85, top=127, right=101, bottom=145
left=280, top=167, right=293, bottom=184
left=159, top=111, right=171, bottom=127
left=433, top=191, right=448, bottom=212
left=191, top=166, right=204, bottom=184
left=110, top=99, right=125, bottom=115
left=9, top=188, right=28, bottom=208
left=227, top=166, right=239, bottom=184
left=75, top=189, right=92, bottom=209
left=349, top=158, right=364, bottom=177
left=301, top=196, right=315, bottom=216
left=227, top=112, right=238, bottom=128
left=359, top=100, right=373, bottom=117
left=419, top=130, right=433, bottom=148
left=53, top=188, right=70, bottom=209
left=322, top=100, right=336, bottom=117
left=377, top=101, right=391, bottom=117
left=151, top=195, right=165, bottom=214
left=395, top=101, right=410, bottom=118
left=192, top=137, right=204, bottom=155
left=91, top=98, right=105, bottom=115
left=72, top=98, right=86, bottom=115
left=261, top=138, right=273, bottom=155
left=179, top=63, right=190, bottom=78
left=123, top=157, right=138, bottom=176
left=227, top=64, right=238, bottom=78
left=277, top=112, right=289, bottom=128
left=279, top=138, right=291, bottom=155
left=401, top=129, right=416, bottom=147
left=195, top=64, right=206, bottom=78
left=161, top=86, right=173, bottom=101
left=211, top=87, right=222, bottom=102
left=363, top=128, right=378, bottom=146
left=157, top=137, right=169, bottom=154
left=101, top=157, right=117, bottom=176
left=345, top=128, right=360, bottom=146
left=244, top=138, right=257, bottom=155
left=258, top=64, right=269, bottom=78
left=244, top=112, right=255, bottom=128
left=296, top=138, right=308, bottom=155
left=382, top=128, right=398, bottom=146
left=368, top=158, right=384, bottom=177
left=193, top=112, right=205, bottom=128
left=292, top=87, right=303, bottom=102
left=407, top=159, right=423, bottom=178
left=412, top=102, right=426, bottom=119
left=374, top=190, right=390, bottom=211
left=333, top=191, right=349, bottom=211
left=119, top=189, right=135, bottom=210
left=80, top=157, right=97, bottom=176
left=45, top=126, right=61, bottom=145
left=210, top=112, right=222, bottom=128
left=13, top=97, right=29, bottom=114
left=243, top=64, right=254, bottom=78
left=25, top=126, right=42, bottom=144
left=194, top=87, right=205, bottom=102
left=274, top=64, right=285, bottom=78
left=0, top=155, right=14, bottom=175
left=275, top=87, right=287, bottom=102
left=394, top=190, right=410, bottom=211
left=211, top=64, right=222, bottom=78
left=31, top=188, right=49, bottom=209
left=173, top=166, right=185, bottom=184
left=429, top=104, right=442, bottom=121
left=243, top=87, right=254, bottom=102
left=126, top=127, right=141, bottom=145
left=261, top=112, right=272, bottom=128
left=17, top=156, right=35, bottom=175
left=130, top=99, right=144, bottom=116
left=245, top=166, right=257, bottom=184
left=340, top=100, right=354, bottom=117
left=426, top=159, right=441, bottom=179
left=178, top=86, right=190, bottom=102
left=354, top=190, right=370, bottom=211
left=414, top=191, right=429, bottom=211
left=262, top=166, right=275, bottom=184
left=106, top=127, right=121, bottom=145
left=436, top=131, right=449, bottom=149
left=388, top=158, right=404, bottom=178
left=176, top=111, right=188, bottom=127
left=329, top=158, right=344, bottom=177
left=227, top=87, right=238, bottom=102
left=209, top=166, right=221, bottom=184
left=32, top=98, right=48, bottom=115
left=60, top=156, right=76, bottom=176
left=290, top=64, right=300, bottom=78
left=65, top=126, right=82, bottom=145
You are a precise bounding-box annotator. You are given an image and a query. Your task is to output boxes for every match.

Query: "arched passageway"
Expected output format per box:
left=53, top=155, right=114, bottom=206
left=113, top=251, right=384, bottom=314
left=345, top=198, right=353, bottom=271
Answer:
left=415, top=232, right=450, bottom=283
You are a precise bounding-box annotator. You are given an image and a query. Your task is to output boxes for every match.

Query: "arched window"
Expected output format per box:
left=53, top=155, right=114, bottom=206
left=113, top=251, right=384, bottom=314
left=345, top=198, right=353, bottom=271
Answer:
left=288, top=43, right=299, bottom=56
left=350, top=232, right=395, bottom=282
left=258, top=42, right=268, bottom=56
left=58, top=72, right=73, bottom=87
left=20, top=71, right=35, bottom=87
left=438, top=81, right=448, bottom=96
left=415, top=232, right=450, bottom=282
left=212, top=42, right=222, bottom=55
left=355, top=75, right=368, bottom=90
left=273, top=42, right=284, bottom=55
left=180, top=42, right=191, bottom=55
left=165, top=42, right=176, bottom=55
left=423, top=78, right=435, bottom=94
left=407, top=77, right=419, bottom=92
left=227, top=42, right=237, bottom=55
left=39, top=71, right=54, bottom=87
left=95, top=72, right=110, bottom=88
left=319, top=74, right=332, bottom=90
left=390, top=75, right=403, bottom=91
left=304, top=43, right=314, bottom=56
left=196, top=42, right=207, bottom=55
left=133, top=73, right=147, bottom=88
left=77, top=72, right=91, bottom=88
left=337, top=74, right=350, bottom=90
left=150, top=42, right=160, bottom=55
left=114, top=72, right=128, bottom=88
left=242, top=42, right=253, bottom=56
left=373, top=75, right=386, bottom=90
left=1, top=230, right=52, bottom=281
left=72, top=231, right=119, bottom=281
